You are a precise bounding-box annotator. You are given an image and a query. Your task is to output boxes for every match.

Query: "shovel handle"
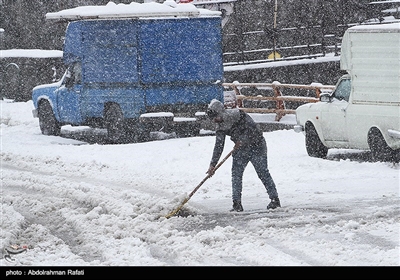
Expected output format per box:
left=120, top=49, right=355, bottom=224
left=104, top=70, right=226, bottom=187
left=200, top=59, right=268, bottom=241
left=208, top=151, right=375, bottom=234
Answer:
left=165, top=146, right=236, bottom=219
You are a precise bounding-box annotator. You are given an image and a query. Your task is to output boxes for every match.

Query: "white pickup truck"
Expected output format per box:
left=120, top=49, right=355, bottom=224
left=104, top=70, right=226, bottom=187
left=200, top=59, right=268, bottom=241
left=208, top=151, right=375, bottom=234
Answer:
left=294, top=23, right=400, bottom=162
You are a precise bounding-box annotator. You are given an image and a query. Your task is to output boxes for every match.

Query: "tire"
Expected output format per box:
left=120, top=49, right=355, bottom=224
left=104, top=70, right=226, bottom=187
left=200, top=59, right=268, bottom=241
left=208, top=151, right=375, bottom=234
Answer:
left=305, top=123, right=328, bottom=158
left=394, top=149, right=400, bottom=163
left=105, top=104, right=125, bottom=144
left=38, top=101, right=61, bottom=136
left=368, top=128, right=396, bottom=162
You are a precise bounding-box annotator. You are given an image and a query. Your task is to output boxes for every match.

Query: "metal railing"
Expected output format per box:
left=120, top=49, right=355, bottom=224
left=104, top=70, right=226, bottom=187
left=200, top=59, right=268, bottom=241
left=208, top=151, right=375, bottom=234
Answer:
left=222, top=82, right=336, bottom=121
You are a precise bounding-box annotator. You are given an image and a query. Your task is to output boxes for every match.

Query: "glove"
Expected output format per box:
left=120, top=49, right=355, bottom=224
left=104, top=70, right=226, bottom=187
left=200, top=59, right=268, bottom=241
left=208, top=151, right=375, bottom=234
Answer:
left=206, top=165, right=216, bottom=177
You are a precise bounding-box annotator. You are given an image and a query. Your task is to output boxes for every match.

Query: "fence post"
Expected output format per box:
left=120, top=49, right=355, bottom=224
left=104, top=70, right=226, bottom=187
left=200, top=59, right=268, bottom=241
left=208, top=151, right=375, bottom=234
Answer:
left=272, top=82, right=285, bottom=121
left=232, top=84, right=242, bottom=108
left=315, top=88, right=321, bottom=99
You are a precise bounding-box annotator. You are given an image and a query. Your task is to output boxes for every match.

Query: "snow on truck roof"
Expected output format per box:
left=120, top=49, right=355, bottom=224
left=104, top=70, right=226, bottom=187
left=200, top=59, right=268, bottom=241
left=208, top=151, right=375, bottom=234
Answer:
left=348, top=22, right=400, bottom=32
left=369, top=0, right=400, bottom=4
left=190, top=0, right=237, bottom=4
left=45, top=0, right=221, bottom=21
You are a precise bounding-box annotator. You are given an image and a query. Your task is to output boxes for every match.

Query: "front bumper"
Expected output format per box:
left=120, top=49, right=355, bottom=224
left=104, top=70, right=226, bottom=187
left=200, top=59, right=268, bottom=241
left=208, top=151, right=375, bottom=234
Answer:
left=293, top=124, right=304, bottom=133
left=32, top=109, right=38, bottom=118
left=388, top=129, right=400, bottom=139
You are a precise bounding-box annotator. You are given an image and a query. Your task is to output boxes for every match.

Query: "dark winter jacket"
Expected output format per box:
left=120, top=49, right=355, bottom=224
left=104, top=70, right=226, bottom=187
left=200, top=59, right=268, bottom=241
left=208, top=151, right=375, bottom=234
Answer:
left=210, top=110, right=265, bottom=166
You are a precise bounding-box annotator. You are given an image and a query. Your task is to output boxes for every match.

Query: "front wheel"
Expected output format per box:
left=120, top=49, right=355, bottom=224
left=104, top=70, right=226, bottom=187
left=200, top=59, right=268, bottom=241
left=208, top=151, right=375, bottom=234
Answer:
left=38, top=101, right=61, bottom=136
left=305, top=123, right=328, bottom=158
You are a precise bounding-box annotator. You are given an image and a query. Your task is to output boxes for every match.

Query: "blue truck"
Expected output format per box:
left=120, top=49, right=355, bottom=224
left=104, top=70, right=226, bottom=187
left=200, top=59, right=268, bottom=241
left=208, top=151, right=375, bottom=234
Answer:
left=32, top=2, right=224, bottom=143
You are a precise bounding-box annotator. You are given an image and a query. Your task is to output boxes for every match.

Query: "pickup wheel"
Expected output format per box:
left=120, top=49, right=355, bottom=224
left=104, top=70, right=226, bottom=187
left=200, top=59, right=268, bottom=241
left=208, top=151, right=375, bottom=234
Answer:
left=38, top=101, right=61, bottom=136
left=305, top=123, right=328, bottom=158
left=368, top=128, right=396, bottom=162
left=105, top=104, right=125, bottom=144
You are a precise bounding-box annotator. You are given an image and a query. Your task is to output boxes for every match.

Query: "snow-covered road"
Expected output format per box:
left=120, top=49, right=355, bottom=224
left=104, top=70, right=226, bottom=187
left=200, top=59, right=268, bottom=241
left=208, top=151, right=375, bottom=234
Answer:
left=1, top=100, right=399, bottom=266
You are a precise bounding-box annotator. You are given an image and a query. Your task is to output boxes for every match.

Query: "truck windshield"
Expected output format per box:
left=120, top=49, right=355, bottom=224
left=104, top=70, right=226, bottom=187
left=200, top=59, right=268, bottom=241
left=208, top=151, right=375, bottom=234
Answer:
left=334, top=78, right=351, bottom=102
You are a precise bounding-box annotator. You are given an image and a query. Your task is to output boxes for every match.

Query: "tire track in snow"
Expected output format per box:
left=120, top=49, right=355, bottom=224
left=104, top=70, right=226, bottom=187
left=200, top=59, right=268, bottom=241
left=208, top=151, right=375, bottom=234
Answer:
left=174, top=198, right=400, bottom=265
left=3, top=161, right=398, bottom=265
left=2, top=163, right=165, bottom=264
left=2, top=172, right=105, bottom=263
left=1, top=161, right=174, bottom=200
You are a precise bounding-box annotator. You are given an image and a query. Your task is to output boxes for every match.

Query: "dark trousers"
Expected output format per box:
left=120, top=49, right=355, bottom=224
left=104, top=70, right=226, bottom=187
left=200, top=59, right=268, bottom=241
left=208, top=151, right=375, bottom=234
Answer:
left=231, top=139, right=278, bottom=202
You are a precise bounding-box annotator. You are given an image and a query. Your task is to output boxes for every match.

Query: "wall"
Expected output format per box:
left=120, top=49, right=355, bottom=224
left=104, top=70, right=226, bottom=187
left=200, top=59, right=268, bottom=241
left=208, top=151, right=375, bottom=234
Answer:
left=0, top=57, right=64, bottom=101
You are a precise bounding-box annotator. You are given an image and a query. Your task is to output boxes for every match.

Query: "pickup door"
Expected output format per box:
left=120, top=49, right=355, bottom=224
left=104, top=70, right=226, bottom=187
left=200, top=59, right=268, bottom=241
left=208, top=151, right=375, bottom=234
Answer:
left=319, top=77, right=351, bottom=143
left=56, top=63, right=83, bottom=125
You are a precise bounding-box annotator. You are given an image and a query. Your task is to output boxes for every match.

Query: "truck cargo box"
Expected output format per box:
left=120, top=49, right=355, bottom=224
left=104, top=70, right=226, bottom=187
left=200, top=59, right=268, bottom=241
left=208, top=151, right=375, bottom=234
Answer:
left=340, top=23, right=400, bottom=104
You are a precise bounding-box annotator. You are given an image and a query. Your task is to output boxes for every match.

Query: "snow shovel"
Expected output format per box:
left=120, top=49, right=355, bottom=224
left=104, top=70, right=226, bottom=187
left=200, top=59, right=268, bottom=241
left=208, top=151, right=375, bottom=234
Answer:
left=165, top=145, right=238, bottom=219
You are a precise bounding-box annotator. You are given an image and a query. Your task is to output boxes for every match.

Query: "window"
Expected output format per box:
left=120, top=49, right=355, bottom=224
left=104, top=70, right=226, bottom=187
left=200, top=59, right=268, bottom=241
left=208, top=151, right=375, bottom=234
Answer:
left=71, top=62, right=82, bottom=84
left=64, top=62, right=82, bottom=88
left=334, top=78, right=351, bottom=102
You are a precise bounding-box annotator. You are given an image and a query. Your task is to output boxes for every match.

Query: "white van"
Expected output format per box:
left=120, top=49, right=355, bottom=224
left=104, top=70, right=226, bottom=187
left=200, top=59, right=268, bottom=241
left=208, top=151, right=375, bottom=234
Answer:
left=294, top=23, right=400, bottom=162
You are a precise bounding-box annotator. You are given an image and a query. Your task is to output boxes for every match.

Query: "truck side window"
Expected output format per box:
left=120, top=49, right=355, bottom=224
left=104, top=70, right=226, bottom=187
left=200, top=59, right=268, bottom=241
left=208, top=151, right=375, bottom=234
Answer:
left=72, top=62, right=82, bottom=84
left=65, top=62, right=82, bottom=88
left=333, top=79, right=351, bottom=102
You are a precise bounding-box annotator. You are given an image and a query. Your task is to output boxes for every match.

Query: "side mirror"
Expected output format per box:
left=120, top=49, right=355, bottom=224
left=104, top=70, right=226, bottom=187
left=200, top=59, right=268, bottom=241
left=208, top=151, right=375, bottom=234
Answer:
left=65, top=69, right=71, bottom=79
left=320, top=93, right=332, bottom=102
left=64, top=70, right=74, bottom=88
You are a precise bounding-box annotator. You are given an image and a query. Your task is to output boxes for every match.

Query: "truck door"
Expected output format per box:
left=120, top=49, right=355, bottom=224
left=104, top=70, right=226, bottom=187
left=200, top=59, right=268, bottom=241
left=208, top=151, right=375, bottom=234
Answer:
left=56, top=63, right=83, bottom=125
left=320, top=78, right=351, bottom=142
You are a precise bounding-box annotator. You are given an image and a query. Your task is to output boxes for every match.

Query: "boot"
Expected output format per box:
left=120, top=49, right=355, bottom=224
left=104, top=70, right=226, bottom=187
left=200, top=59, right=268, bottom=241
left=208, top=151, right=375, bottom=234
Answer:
left=267, top=198, right=281, bottom=209
left=230, top=200, right=243, bottom=212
